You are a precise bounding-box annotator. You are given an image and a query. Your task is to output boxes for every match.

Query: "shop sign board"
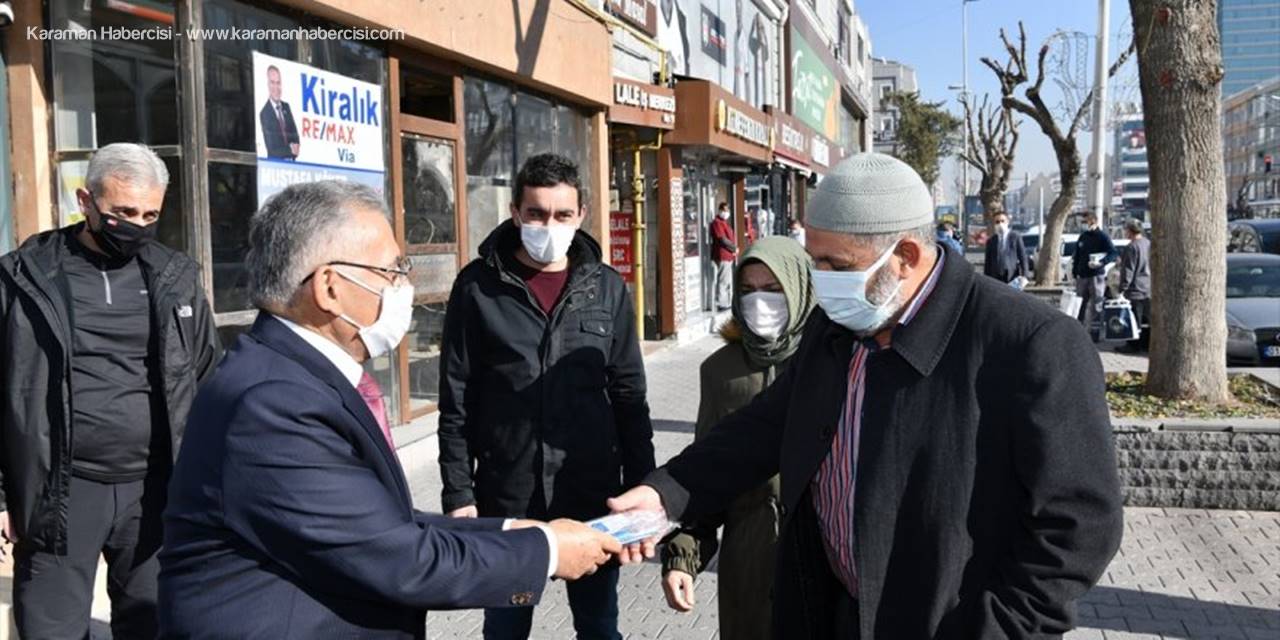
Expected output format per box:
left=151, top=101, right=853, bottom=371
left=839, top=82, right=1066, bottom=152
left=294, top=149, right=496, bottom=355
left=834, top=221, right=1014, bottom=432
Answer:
left=253, top=51, right=386, bottom=206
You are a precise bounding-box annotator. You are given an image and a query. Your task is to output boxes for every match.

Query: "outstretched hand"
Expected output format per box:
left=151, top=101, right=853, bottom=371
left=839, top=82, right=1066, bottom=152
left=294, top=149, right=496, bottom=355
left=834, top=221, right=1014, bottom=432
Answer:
left=606, top=486, right=665, bottom=565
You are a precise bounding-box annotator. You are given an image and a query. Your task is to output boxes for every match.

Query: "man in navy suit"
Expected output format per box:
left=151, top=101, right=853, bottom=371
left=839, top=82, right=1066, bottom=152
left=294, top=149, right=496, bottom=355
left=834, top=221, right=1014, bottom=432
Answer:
left=260, top=65, right=300, bottom=159
left=159, top=180, right=621, bottom=638
left=983, top=210, right=1029, bottom=284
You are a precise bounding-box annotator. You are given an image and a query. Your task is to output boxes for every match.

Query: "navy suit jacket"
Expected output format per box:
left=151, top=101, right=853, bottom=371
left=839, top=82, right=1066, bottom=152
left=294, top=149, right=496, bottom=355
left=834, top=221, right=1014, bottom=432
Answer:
left=260, top=100, right=300, bottom=159
left=984, top=230, right=1029, bottom=283
left=159, top=313, right=549, bottom=639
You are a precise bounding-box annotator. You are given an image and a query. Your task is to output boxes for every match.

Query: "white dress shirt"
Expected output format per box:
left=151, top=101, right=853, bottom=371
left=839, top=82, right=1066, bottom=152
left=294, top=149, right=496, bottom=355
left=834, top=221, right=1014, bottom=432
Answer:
left=272, top=314, right=558, bottom=578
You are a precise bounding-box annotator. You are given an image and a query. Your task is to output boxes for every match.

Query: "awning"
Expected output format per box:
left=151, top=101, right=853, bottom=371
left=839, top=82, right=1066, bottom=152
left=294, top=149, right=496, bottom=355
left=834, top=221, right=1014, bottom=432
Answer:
left=774, top=157, right=811, bottom=175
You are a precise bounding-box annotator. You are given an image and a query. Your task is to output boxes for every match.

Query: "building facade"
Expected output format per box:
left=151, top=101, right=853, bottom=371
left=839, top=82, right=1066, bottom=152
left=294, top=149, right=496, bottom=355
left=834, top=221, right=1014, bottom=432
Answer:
left=871, top=56, right=917, bottom=156
left=601, top=0, right=874, bottom=340
left=4, top=0, right=881, bottom=415
left=1112, top=108, right=1150, bottom=222
left=1218, top=0, right=1280, bottom=97
left=4, top=0, right=617, bottom=427
left=1223, top=77, right=1280, bottom=218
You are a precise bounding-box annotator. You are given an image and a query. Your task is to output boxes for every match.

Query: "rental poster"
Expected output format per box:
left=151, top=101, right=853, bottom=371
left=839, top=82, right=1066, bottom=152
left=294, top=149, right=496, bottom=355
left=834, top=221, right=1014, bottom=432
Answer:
left=252, top=52, right=385, bottom=206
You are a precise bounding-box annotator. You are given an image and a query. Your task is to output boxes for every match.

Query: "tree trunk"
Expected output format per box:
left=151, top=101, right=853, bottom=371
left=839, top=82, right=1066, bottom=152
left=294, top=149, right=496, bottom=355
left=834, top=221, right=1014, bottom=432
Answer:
left=1130, top=0, right=1229, bottom=402
left=979, top=182, right=1003, bottom=224
left=1034, top=145, right=1080, bottom=286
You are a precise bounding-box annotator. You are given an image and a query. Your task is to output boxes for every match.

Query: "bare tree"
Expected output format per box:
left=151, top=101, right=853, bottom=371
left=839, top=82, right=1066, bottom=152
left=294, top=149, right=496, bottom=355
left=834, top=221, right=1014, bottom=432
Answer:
left=960, top=94, right=1020, bottom=223
left=1130, top=0, right=1229, bottom=402
left=981, top=23, right=1134, bottom=284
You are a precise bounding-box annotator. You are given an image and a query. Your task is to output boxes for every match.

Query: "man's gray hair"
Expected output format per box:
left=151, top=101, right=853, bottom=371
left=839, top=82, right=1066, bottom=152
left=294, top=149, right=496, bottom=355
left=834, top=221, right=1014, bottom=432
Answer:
left=855, top=222, right=939, bottom=255
left=86, top=143, right=170, bottom=193
left=247, top=180, right=388, bottom=311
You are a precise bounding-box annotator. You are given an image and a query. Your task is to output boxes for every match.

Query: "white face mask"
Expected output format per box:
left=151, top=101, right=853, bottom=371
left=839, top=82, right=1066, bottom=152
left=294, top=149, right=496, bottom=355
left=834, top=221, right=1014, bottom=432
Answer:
left=995, top=223, right=1009, bottom=236
left=717, top=210, right=730, bottom=220
left=740, top=291, right=789, bottom=340
left=520, top=222, right=577, bottom=264
left=336, top=271, right=415, bottom=359
left=810, top=242, right=904, bottom=335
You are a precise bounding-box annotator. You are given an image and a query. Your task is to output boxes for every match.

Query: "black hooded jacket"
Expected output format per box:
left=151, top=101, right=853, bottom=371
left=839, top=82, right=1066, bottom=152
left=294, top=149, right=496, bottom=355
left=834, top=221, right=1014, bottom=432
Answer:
left=0, top=224, right=221, bottom=554
left=437, top=220, right=654, bottom=520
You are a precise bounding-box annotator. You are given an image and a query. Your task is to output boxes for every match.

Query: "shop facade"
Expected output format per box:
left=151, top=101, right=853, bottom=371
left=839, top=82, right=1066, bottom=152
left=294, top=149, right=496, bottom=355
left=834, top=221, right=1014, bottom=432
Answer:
left=5, top=0, right=614, bottom=426
left=607, top=75, right=677, bottom=339
left=662, top=79, right=774, bottom=337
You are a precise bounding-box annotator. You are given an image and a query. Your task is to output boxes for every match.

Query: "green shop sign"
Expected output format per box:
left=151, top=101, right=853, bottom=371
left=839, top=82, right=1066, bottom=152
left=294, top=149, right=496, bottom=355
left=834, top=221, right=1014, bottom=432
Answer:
left=790, top=25, right=838, bottom=139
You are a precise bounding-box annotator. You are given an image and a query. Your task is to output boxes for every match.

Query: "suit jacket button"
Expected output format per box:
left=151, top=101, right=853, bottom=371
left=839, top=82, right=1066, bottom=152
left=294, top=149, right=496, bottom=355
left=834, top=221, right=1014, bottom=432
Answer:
left=510, top=592, right=534, bottom=606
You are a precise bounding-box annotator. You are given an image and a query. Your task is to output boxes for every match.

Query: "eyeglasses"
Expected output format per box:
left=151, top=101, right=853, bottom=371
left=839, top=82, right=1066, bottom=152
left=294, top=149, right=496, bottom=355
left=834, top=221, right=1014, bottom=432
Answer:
left=301, top=257, right=413, bottom=286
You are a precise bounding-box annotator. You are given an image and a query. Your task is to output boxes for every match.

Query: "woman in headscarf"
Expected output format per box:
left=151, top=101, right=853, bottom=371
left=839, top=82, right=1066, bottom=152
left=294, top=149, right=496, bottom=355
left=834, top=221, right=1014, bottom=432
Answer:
left=660, top=236, right=815, bottom=640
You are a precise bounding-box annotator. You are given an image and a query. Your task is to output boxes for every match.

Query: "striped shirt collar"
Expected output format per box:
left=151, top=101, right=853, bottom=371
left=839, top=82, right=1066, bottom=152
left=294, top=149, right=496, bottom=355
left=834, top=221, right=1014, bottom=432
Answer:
left=898, top=247, right=946, bottom=326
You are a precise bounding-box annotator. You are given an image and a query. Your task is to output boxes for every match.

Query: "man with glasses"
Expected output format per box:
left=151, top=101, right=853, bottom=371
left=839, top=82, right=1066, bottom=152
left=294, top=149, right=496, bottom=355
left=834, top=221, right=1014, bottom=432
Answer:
left=159, top=180, right=621, bottom=637
left=0, top=143, right=221, bottom=638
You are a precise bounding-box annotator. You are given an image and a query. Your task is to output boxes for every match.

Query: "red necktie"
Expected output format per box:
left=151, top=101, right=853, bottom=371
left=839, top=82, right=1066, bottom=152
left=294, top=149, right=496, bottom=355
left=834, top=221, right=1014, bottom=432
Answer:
left=275, top=104, right=288, bottom=145
left=357, top=372, right=395, bottom=453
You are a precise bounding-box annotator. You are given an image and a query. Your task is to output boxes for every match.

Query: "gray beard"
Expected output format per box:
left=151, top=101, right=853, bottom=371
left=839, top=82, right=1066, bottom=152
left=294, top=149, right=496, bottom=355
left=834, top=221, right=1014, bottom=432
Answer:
left=851, top=271, right=906, bottom=338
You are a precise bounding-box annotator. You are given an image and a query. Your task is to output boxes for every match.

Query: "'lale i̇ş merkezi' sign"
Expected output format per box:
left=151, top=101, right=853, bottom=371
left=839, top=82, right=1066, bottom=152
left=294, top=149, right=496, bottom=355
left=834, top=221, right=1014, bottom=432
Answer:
left=253, top=51, right=386, bottom=206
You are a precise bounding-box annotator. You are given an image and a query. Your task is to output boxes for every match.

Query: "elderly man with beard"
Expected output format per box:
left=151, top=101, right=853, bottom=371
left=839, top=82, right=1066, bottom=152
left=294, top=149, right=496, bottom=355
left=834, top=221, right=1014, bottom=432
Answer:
left=611, top=153, right=1123, bottom=638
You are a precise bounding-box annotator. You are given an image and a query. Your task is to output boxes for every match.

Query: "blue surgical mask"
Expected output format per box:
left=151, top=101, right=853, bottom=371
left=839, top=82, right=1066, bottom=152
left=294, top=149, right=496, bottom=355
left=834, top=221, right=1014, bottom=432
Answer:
left=811, top=243, right=903, bottom=334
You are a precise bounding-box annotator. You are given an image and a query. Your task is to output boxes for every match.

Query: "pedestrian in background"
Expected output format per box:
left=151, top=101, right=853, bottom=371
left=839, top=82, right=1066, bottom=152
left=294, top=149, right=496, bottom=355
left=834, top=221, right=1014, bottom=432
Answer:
left=788, top=218, right=806, bottom=247
left=1117, top=218, right=1151, bottom=352
left=0, top=143, right=221, bottom=638
left=711, top=202, right=738, bottom=310
left=1072, top=210, right=1119, bottom=340
left=437, top=154, right=654, bottom=640
left=983, top=210, right=1030, bottom=285
left=935, top=221, right=964, bottom=255
left=660, top=236, right=815, bottom=640
left=611, top=152, right=1122, bottom=638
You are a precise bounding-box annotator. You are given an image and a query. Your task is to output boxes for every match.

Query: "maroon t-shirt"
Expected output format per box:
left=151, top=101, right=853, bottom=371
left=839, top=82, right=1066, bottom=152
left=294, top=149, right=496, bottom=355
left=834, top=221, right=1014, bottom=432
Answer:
left=510, top=259, right=570, bottom=316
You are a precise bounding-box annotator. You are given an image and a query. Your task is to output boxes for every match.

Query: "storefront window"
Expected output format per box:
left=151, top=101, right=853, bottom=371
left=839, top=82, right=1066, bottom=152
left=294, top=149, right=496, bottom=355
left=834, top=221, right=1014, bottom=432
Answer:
left=464, top=78, right=514, bottom=258
left=839, top=106, right=859, bottom=153
left=464, top=76, right=594, bottom=258
left=406, top=303, right=447, bottom=411
left=401, top=66, right=454, bottom=122
left=202, top=0, right=388, bottom=314
left=208, top=162, right=255, bottom=314
left=203, top=1, right=299, bottom=151
left=402, top=135, right=457, bottom=245
left=50, top=1, right=178, bottom=150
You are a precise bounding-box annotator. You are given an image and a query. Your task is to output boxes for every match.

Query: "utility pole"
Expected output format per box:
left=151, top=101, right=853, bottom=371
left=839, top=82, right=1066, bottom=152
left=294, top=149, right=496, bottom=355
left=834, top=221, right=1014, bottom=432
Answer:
left=961, top=0, right=973, bottom=242
left=1089, top=0, right=1110, bottom=223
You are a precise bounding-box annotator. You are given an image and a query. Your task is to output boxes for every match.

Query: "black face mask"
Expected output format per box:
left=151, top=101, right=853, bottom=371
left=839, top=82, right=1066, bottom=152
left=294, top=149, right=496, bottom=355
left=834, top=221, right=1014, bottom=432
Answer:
left=90, top=211, right=157, bottom=260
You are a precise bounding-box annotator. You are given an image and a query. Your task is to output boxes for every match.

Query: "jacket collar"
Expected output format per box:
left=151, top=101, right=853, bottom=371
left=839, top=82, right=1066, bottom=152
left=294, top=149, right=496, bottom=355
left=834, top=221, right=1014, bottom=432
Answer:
left=478, top=217, right=601, bottom=294
left=12, top=223, right=188, bottom=298
left=247, top=312, right=410, bottom=497
left=479, top=219, right=603, bottom=280
left=821, top=246, right=973, bottom=377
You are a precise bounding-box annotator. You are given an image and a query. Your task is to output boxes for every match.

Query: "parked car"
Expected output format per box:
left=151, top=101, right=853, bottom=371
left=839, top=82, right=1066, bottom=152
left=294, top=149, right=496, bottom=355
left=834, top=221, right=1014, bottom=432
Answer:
left=1022, top=231, right=1079, bottom=281
left=1226, top=253, right=1280, bottom=366
left=1228, top=219, right=1280, bottom=255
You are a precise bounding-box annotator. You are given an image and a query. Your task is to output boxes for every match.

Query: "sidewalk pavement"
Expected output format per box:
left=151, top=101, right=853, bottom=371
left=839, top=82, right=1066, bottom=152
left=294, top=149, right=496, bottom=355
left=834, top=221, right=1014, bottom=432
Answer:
left=7, top=334, right=1276, bottom=639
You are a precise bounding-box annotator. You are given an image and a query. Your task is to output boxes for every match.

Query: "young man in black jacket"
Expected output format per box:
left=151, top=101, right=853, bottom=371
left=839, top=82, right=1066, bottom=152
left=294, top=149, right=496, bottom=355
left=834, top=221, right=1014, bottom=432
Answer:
left=0, top=143, right=221, bottom=638
left=437, top=153, right=654, bottom=640
left=1072, top=211, right=1119, bottom=340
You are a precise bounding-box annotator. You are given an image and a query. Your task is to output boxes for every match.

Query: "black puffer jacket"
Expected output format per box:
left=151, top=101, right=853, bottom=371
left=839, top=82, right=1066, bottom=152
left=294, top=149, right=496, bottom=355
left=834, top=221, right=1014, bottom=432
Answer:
left=0, top=225, right=221, bottom=554
left=437, top=220, right=653, bottom=520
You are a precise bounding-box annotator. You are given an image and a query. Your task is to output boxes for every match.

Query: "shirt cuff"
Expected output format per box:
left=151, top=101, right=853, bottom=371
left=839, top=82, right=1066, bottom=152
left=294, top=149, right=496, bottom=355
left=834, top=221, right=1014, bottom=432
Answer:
left=502, top=520, right=558, bottom=579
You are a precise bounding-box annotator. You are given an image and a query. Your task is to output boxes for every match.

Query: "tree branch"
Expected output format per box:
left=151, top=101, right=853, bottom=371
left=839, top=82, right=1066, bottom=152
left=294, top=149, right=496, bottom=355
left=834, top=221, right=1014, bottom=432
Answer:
left=1069, top=38, right=1138, bottom=138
